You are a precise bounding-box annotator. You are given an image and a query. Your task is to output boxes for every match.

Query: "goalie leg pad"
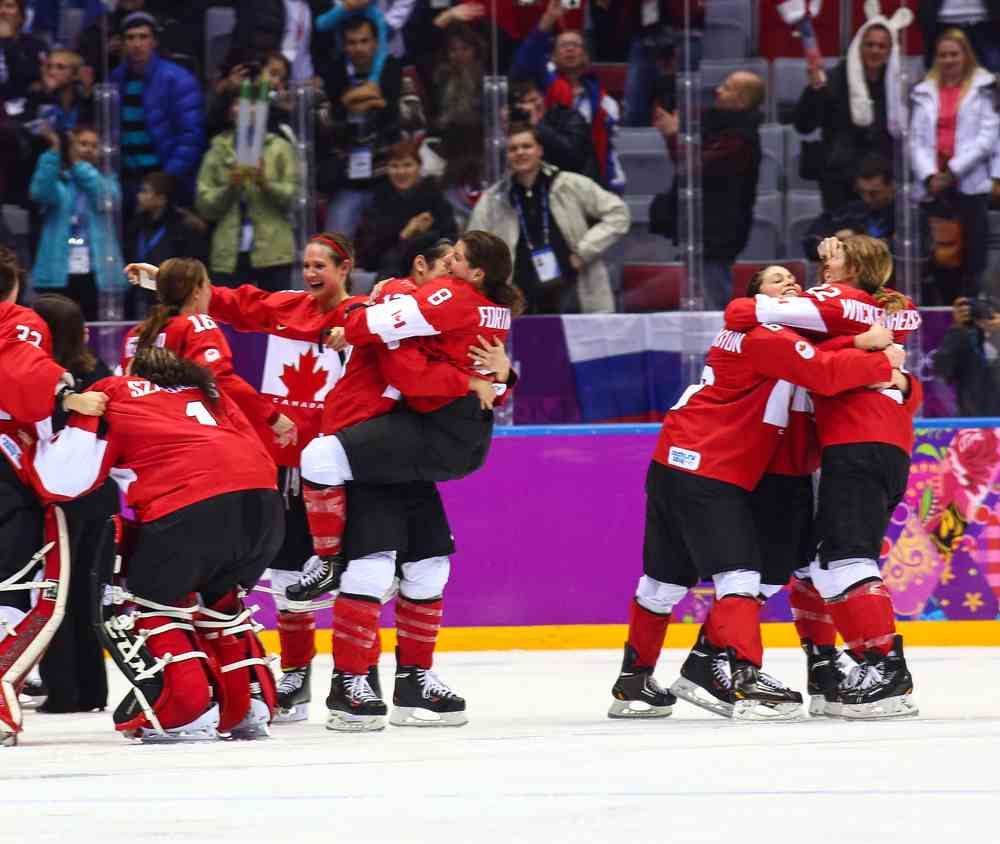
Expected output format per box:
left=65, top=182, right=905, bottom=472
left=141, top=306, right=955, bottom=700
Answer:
left=195, top=589, right=277, bottom=737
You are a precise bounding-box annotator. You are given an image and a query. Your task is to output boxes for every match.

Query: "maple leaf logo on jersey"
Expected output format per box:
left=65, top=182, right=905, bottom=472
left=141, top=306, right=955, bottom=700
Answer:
left=279, top=348, right=329, bottom=400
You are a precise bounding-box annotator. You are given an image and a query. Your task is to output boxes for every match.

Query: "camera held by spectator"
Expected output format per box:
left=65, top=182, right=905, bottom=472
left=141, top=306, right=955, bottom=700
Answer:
left=933, top=294, right=1000, bottom=416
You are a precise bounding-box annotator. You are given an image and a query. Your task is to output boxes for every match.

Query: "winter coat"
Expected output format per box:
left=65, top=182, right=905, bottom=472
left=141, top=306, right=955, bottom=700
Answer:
left=29, top=150, right=124, bottom=292
left=195, top=131, right=298, bottom=273
left=910, top=68, right=1000, bottom=198
left=468, top=163, right=630, bottom=313
left=534, top=105, right=600, bottom=182
left=110, top=54, right=205, bottom=187
left=933, top=323, right=1000, bottom=416
left=0, top=32, right=47, bottom=103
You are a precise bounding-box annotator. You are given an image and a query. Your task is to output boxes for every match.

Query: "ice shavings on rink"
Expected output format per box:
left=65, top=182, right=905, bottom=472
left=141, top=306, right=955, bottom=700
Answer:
left=5, top=648, right=1000, bottom=844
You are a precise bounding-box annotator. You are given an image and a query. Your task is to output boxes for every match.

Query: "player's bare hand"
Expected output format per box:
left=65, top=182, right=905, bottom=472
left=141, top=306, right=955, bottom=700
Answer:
left=883, top=344, right=906, bottom=369
left=65, top=391, right=108, bottom=416
left=468, top=335, right=510, bottom=382
left=271, top=413, right=298, bottom=447
left=124, top=262, right=158, bottom=287
left=324, top=326, right=348, bottom=351
left=855, top=318, right=893, bottom=350
left=368, top=278, right=389, bottom=304
left=469, top=377, right=496, bottom=411
left=817, top=236, right=845, bottom=268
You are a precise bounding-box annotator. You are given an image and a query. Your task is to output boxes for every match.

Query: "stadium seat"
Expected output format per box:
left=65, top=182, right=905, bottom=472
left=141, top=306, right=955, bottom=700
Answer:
left=758, top=123, right=785, bottom=192
left=738, top=191, right=783, bottom=261
left=730, top=259, right=808, bottom=300
left=618, top=129, right=674, bottom=195
left=623, top=225, right=678, bottom=263
left=592, top=64, right=627, bottom=104
left=704, top=0, right=754, bottom=58
left=59, top=7, right=85, bottom=48
left=770, top=57, right=840, bottom=123
left=622, top=263, right=685, bottom=312
left=205, top=6, right=236, bottom=80
left=784, top=124, right=823, bottom=191
left=785, top=189, right=825, bottom=260
left=989, top=211, right=1000, bottom=247
left=698, top=58, right=770, bottom=112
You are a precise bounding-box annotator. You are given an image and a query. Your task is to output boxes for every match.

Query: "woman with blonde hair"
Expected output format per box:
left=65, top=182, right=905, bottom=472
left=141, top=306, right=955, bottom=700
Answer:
left=910, top=28, right=999, bottom=302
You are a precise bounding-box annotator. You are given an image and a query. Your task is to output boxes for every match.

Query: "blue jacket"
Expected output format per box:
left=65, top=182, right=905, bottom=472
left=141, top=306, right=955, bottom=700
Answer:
left=29, top=150, right=124, bottom=293
left=111, top=53, right=205, bottom=190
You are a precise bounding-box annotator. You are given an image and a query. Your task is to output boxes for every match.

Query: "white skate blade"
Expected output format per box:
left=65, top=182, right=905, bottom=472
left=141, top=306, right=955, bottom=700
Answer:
left=326, top=710, right=386, bottom=732
left=732, top=698, right=805, bottom=722
left=670, top=677, right=734, bottom=718
left=131, top=703, right=221, bottom=744
left=225, top=699, right=272, bottom=740
left=272, top=703, right=309, bottom=723
left=839, top=694, right=918, bottom=720
left=390, top=706, right=468, bottom=727
left=607, top=698, right=673, bottom=719
left=0, top=732, right=17, bottom=747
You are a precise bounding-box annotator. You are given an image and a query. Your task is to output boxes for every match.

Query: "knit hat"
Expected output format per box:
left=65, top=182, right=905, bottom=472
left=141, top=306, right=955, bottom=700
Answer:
left=120, top=11, right=159, bottom=35
left=845, top=0, right=913, bottom=135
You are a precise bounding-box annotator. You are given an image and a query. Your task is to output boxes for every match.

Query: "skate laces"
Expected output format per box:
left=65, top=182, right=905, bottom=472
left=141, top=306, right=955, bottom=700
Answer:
left=757, top=670, right=791, bottom=692
left=845, top=659, right=884, bottom=692
left=277, top=668, right=307, bottom=695
left=345, top=673, right=379, bottom=703
left=299, top=556, right=330, bottom=588
left=711, top=653, right=732, bottom=690
left=418, top=669, right=458, bottom=700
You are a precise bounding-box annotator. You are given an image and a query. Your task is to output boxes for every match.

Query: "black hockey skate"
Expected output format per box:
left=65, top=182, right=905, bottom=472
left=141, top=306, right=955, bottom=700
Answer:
left=801, top=639, right=846, bottom=717
left=326, top=670, right=387, bottom=732
left=368, top=663, right=381, bottom=700
left=669, top=631, right=736, bottom=718
left=18, top=676, right=47, bottom=710
left=731, top=658, right=804, bottom=721
left=273, top=664, right=311, bottom=723
left=390, top=666, right=468, bottom=727
left=607, top=644, right=675, bottom=719
left=286, top=553, right=346, bottom=603
left=836, top=635, right=918, bottom=720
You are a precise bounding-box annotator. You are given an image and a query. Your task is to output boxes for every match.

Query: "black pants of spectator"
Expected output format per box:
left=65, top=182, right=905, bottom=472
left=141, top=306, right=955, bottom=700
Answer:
left=927, top=192, right=990, bottom=304
left=213, top=253, right=292, bottom=293
left=44, top=273, right=98, bottom=321
left=38, top=481, right=118, bottom=713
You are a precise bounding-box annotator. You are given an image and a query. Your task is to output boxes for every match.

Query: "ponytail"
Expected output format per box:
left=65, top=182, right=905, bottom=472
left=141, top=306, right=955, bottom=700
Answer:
left=136, top=302, right=180, bottom=351
left=136, top=257, right=208, bottom=351
left=131, top=346, right=220, bottom=405
left=873, top=288, right=907, bottom=314
left=459, top=230, right=526, bottom=317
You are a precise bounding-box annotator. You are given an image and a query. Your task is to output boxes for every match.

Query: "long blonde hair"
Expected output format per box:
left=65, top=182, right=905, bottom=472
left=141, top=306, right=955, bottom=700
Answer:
left=841, top=235, right=907, bottom=313
left=927, top=28, right=982, bottom=95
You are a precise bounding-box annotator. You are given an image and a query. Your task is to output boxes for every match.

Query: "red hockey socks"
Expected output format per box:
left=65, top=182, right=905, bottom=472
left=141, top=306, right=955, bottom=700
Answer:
left=827, top=580, right=897, bottom=656
left=303, top=482, right=346, bottom=558
left=277, top=611, right=316, bottom=670
left=368, top=620, right=383, bottom=670
left=332, top=595, right=381, bottom=675
left=704, top=596, right=763, bottom=666
left=626, top=599, right=670, bottom=669
left=396, top=596, right=443, bottom=669
left=789, top=578, right=837, bottom=648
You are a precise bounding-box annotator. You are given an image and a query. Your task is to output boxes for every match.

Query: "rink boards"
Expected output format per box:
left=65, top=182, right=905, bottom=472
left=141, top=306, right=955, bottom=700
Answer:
left=253, top=421, right=1000, bottom=650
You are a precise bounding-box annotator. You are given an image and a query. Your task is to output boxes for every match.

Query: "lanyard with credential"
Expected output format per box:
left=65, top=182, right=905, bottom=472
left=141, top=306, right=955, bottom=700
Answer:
left=513, top=185, right=550, bottom=252
left=138, top=225, right=167, bottom=260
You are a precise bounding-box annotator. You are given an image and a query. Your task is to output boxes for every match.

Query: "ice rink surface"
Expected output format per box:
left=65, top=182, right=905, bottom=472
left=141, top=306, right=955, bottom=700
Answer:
left=6, top=647, right=1000, bottom=844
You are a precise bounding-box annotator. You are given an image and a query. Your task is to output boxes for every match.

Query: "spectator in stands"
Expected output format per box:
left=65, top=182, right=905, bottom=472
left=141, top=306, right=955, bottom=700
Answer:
left=110, top=12, right=205, bottom=210
left=124, top=171, right=208, bottom=318
left=918, top=0, right=1000, bottom=73
left=0, top=0, right=47, bottom=107
left=207, top=52, right=294, bottom=141
left=356, top=139, right=457, bottom=275
left=793, top=17, right=907, bottom=213
left=511, top=0, right=625, bottom=193
left=510, top=76, right=598, bottom=181
left=28, top=124, right=123, bottom=320
left=468, top=123, right=629, bottom=314
left=233, top=0, right=315, bottom=81
left=196, top=90, right=298, bottom=291
left=438, top=116, right=485, bottom=231
left=911, top=28, right=999, bottom=301
left=650, top=71, right=764, bottom=310
left=430, top=23, right=486, bottom=131
left=23, top=50, right=94, bottom=133
left=621, top=0, right=704, bottom=127
left=933, top=295, right=1000, bottom=416
left=316, top=0, right=390, bottom=87
left=317, top=15, right=402, bottom=237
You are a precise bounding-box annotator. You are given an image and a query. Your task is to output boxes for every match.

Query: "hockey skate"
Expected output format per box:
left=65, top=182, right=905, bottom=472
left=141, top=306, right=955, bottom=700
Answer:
left=801, top=640, right=846, bottom=717
left=326, top=670, right=387, bottom=732
left=670, top=632, right=736, bottom=718
left=731, top=659, right=804, bottom=722
left=835, top=635, right=918, bottom=720
left=273, top=664, right=311, bottom=723
left=390, top=666, right=468, bottom=727
left=18, top=672, right=47, bottom=710
left=368, top=663, right=382, bottom=700
left=286, top=554, right=346, bottom=603
left=123, top=702, right=221, bottom=744
left=225, top=684, right=272, bottom=740
left=608, top=644, right=675, bottom=719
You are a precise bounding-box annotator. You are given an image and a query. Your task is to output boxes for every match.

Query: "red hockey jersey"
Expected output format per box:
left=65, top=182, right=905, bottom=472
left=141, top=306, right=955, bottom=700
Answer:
left=34, top=376, right=277, bottom=522
left=724, top=285, right=923, bottom=454
left=342, top=276, right=512, bottom=414
left=120, top=314, right=279, bottom=435
left=0, top=303, right=64, bottom=443
left=208, top=286, right=349, bottom=464
left=653, top=324, right=892, bottom=490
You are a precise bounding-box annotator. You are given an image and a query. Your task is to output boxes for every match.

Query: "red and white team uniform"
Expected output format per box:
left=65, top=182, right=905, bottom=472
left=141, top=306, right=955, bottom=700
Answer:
left=653, top=323, right=892, bottom=490
left=34, top=376, right=277, bottom=519
left=0, top=303, right=63, bottom=445
left=120, top=314, right=280, bottom=455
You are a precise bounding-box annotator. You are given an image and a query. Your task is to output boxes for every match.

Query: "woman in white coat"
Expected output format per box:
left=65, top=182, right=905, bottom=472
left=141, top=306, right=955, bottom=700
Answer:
left=910, top=28, right=999, bottom=301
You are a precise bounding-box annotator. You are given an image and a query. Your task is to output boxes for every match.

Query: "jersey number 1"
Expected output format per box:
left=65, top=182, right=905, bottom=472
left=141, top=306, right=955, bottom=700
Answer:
left=186, top=401, right=218, bottom=426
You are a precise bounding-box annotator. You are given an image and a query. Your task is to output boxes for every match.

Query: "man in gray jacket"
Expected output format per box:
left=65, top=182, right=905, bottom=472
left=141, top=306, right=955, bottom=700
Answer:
left=467, top=123, right=629, bottom=314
